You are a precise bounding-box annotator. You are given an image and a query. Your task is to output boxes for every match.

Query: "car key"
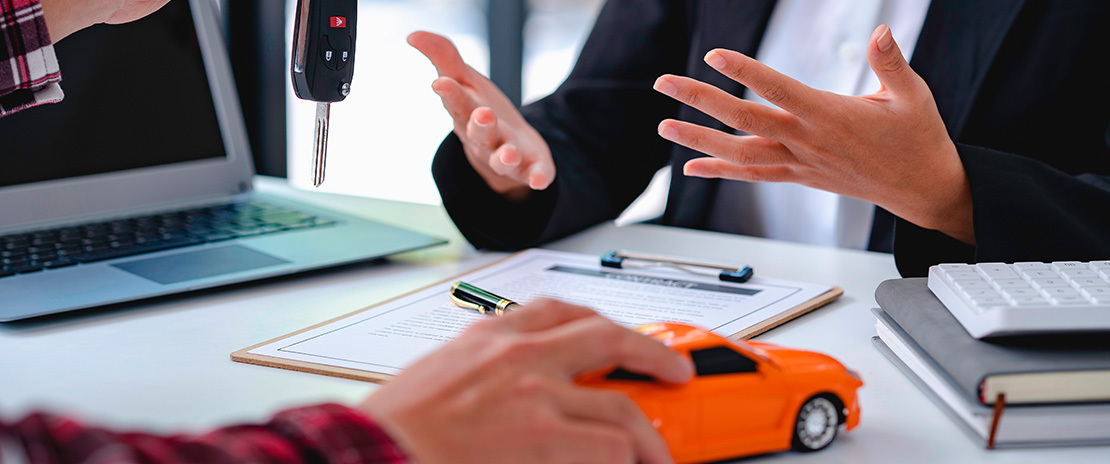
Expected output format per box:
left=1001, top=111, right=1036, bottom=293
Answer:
left=291, top=0, right=357, bottom=187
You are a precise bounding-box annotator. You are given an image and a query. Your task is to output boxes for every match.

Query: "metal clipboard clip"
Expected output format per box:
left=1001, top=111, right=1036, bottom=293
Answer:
left=600, top=250, right=754, bottom=283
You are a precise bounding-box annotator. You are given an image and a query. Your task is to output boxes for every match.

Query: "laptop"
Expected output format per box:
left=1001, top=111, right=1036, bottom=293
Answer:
left=0, top=0, right=446, bottom=321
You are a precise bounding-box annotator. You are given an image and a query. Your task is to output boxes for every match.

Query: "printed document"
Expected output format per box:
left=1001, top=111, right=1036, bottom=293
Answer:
left=249, top=249, right=833, bottom=376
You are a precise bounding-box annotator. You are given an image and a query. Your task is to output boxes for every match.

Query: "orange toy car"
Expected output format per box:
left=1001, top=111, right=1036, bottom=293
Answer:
left=577, top=323, right=862, bottom=463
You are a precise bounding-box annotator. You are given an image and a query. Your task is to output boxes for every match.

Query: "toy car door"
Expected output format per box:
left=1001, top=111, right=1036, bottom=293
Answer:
left=690, top=346, right=789, bottom=458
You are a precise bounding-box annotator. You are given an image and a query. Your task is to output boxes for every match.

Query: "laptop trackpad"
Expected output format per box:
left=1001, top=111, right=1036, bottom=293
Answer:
left=112, top=245, right=290, bottom=285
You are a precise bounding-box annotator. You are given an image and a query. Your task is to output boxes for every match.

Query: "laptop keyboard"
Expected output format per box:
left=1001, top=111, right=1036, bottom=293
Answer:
left=0, top=202, right=335, bottom=279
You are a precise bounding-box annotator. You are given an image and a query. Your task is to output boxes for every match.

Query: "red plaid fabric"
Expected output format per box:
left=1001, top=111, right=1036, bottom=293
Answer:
left=0, top=403, right=410, bottom=463
left=0, top=0, right=62, bottom=117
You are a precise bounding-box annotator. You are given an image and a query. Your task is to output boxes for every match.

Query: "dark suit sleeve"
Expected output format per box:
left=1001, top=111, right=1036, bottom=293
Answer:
left=892, top=1, right=1110, bottom=276
left=895, top=143, right=1110, bottom=277
left=432, top=0, right=690, bottom=250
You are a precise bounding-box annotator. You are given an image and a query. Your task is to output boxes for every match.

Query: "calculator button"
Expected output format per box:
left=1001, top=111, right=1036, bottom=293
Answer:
left=1051, top=294, right=1088, bottom=305
left=1051, top=261, right=1086, bottom=272
left=1081, top=287, right=1110, bottom=300
left=1069, top=277, right=1109, bottom=289
left=939, top=264, right=973, bottom=272
left=964, top=288, right=1002, bottom=299
left=946, top=271, right=982, bottom=282
left=1020, top=269, right=1058, bottom=280
left=991, top=279, right=1030, bottom=289
left=954, top=279, right=991, bottom=290
left=1030, top=278, right=1069, bottom=290
left=971, top=297, right=1008, bottom=309
left=1014, top=262, right=1050, bottom=271
left=1089, top=261, right=1110, bottom=271
left=1009, top=296, right=1049, bottom=306
left=1042, top=287, right=1082, bottom=298
left=976, top=263, right=1018, bottom=279
left=1000, top=287, right=1038, bottom=298
left=1059, top=269, right=1096, bottom=279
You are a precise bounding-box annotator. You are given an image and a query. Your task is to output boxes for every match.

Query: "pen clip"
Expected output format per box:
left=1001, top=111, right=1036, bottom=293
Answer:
left=450, top=282, right=491, bottom=314
left=601, top=250, right=754, bottom=283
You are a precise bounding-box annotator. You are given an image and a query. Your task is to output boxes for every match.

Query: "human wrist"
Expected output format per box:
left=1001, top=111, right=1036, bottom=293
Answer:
left=931, top=181, right=975, bottom=245
left=269, top=403, right=410, bottom=463
left=359, top=396, right=441, bottom=464
left=908, top=152, right=976, bottom=245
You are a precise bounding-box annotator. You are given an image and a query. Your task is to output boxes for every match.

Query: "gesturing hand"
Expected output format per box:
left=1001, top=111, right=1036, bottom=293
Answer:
left=41, top=0, right=171, bottom=41
left=408, top=31, right=555, bottom=200
left=360, top=299, right=694, bottom=464
left=654, top=25, right=975, bottom=244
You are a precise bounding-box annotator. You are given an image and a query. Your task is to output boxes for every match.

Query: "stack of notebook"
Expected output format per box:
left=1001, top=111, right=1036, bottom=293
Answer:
left=872, top=278, right=1110, bottom=448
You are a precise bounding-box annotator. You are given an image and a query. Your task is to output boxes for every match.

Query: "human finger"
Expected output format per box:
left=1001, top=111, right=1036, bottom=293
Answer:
left=703, top=49, right=824, bottom=118
left=486, top=150, right=517, bottom=177
left=495, top=142, right=521, bottom=167
left=483, top=144, right=519, bottom=178
left=684, top=158, right=795, bottom=183
left=539, top=315, right=694, bottom=383
left=654, top=75, right=795, bottom=141
left=548, top=384, right=673, bottom=464
left=657, top=119, right=795, bottom=166
left=866, top=25, right=922, bottom=96
left=431, top=77, right=479, bottom=131
left=495, top=298, right=600, bottom=333
left=407, top=31, right=475, bottom=80
left=466, top=107, right=502, bottom=153
left=528, top=161, right=555, bottom=190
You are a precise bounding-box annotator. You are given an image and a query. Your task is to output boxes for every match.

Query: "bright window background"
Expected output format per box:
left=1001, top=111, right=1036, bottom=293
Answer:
left=284, top=0, right=668, bottom=223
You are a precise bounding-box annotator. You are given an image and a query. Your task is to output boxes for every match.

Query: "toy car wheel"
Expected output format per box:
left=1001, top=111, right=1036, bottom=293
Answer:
left=791, top=396, right=839, bottom=452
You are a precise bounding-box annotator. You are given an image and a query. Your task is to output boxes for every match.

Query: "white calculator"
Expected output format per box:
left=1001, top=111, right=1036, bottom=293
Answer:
left=927, top=261, right=1110, bottom=338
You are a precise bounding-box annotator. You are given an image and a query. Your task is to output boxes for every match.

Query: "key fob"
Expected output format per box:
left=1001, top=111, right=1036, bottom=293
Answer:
left=291, top=0, right=356, bottom=102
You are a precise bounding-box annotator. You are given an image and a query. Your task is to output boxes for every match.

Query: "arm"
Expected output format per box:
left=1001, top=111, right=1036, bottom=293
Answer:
left=648, top=19, right=1110, bottom=276
left=0, top=0, right=168, bottom=117
left=893, top=145, right=1110, bottom=276
left=1, top=403, right=407, bottom=464
left=39, top=0, right=170, bottom=41
left=3, top=301, right=693, bottom=464
left=421, top=0, right=691, bottom=250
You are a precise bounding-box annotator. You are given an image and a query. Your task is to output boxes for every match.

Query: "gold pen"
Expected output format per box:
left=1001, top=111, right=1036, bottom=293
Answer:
left=450, top=281, right=520, bottom=316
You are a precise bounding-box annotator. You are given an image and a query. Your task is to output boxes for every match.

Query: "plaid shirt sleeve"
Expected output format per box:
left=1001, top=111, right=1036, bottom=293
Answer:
left=0, top=0, right=63, bottom=117
left=0, top=403, right=410, bottom=464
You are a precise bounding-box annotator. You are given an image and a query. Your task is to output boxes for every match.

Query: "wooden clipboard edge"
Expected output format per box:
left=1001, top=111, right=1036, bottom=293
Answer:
left=232, top=252, right=843, bottom=383
left=231, top=250, right=532, bottom=384
left=729, top=286, right=844, bottom=341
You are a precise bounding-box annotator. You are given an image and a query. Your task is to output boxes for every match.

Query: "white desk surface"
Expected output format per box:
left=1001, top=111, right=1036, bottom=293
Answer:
left=1, top=177, right=1103, bottom=463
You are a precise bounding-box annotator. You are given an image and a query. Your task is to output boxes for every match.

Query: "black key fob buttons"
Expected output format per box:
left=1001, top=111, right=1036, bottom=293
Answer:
left=292, top=0, right=356, bottom=102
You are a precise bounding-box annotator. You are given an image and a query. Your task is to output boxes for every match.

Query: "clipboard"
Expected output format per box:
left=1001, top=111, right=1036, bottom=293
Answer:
left=232, top=249, right=843, bottom=384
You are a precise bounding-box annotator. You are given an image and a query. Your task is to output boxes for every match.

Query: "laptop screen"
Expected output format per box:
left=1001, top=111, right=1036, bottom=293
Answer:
left=0, top=1, right=226, bottom=189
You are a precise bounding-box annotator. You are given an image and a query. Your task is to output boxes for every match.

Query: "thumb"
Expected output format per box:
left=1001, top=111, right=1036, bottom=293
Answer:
left=867, top=25, right=917, bottom=94
left=407, top=31, right=471, bottom=79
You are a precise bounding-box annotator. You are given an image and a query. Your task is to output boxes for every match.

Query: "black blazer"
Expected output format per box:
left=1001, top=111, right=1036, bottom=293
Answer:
left=433, top=0, right=1110, bottom=277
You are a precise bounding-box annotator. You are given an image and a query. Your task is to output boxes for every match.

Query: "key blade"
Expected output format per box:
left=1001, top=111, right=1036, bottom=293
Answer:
left=312, top=102, right=330, bottom=187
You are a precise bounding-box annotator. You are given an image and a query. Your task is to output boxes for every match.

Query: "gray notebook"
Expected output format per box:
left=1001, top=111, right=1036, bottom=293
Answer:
left=875, top=278, right=1110, bottom=406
